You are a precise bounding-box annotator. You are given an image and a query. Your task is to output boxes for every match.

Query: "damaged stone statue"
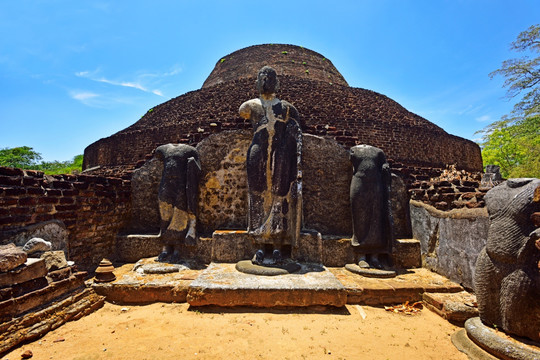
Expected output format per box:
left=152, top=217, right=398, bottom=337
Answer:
left=347, top=145, right=395, bottom=277
left=154, top=144, right=201, bottom=263
left=473, top=178, right=540, bottom=343
left=239, top=66, right=302, bottom=265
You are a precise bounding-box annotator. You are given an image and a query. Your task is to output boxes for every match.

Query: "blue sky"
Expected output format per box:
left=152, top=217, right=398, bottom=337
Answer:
left=0, top=1, right=538, bottom=162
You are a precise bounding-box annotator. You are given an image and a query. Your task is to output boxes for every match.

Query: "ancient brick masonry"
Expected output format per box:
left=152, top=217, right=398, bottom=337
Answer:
left=0, top=167, right=131, bottom=270
left=84, top=77, right=482, bottom=174
left=405, top=166, right=486, bottom=210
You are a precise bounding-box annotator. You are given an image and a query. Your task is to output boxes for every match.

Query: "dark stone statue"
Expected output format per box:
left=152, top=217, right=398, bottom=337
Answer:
left=479, top=164, right=503, bottom=190
left=474, top=178, right=540, bottom=342
left=154, top=144, right=201, bottom=263
left=239, top=66, right=302, bottom=263
left=349, top=145, right=392, bottom=269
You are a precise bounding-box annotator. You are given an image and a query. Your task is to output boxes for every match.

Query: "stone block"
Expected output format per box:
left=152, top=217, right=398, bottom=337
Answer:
left=321, top=236, right=354, bottom=267
left=292, top=230, right=322, bottom=263
left=0, top=258, right=47, bottom=287
left=0, top=244, right=27, bottom=273
left=392, top=239, right=421, bottom=268
left=211, top=230, right=254, bottom=262
left=188, top=263, right=346, bottom=307
left=115, top=234, right=162, bottom=263
left=40, top=250, right=68, bottom=271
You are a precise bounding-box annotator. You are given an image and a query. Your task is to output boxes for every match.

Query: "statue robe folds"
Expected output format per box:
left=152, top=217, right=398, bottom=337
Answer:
left=349, top=145, right=392, bottom=254
left=240, top=68, right=302, bottom=248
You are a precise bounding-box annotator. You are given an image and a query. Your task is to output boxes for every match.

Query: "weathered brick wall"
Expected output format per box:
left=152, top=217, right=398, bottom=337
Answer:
left=0, top=167, right=131, bottom=270
left=405, top=166, right=486, bottom=210
left=84, top=76, right=482, bottom=175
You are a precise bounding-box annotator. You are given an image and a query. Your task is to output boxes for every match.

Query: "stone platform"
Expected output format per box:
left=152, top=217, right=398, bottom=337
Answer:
left=93, top=258, right=463, bottom=308
left=188, top=263, right=346, bottom=307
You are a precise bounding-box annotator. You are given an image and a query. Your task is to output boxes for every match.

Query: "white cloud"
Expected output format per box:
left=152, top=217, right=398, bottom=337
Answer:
left=476, top=115, right=492, bottom=122
left=76, top=70, right=164, bottom=97
left=71, top=91, right=99, bottom=101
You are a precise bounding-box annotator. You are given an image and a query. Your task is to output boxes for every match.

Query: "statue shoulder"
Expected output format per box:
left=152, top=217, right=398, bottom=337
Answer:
left=239, top=98, right=262, bottom=119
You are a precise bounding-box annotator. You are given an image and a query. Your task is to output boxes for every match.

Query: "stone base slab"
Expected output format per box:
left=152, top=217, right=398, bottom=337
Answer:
left=93, top=258, right=463, bottom=308
left=187, top=263, right=347, bottom=307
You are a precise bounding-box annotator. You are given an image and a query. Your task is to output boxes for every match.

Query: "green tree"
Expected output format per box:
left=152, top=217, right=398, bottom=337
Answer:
left=0, top=147, right=83, bottom=174
left=479, top=24, right=540, bottom=178
left=0, top=146, right=42, bottom=168
left=478, top=116, right=540, bottom=178
left=35, top=155, right=84, bottom=175
left=489, top=24, right=540, bottom=117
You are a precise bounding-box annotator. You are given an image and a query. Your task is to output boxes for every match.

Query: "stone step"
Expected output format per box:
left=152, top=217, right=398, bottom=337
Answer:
left=0, top=287, right=104, bottom=355
left=423, top=291, right=478, bottom=326
left=187, top=263, right=347, bottom=307
left=0, top=272, right=86, bottom=322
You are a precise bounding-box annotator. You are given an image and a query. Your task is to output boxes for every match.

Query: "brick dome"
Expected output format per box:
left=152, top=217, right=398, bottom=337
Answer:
left=83, top=44, right=482, bottom=176
left=202, top=44, right=348, bottom=88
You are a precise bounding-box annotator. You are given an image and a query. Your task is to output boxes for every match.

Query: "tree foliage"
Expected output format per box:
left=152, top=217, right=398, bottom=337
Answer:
left=0, top=147, right=83, bottom=175
left=0, top=146, right=42, bottom=168
left=479, top=24, right=540, bottom=178
left=489, top=24, right=540, bottom=117
left=478, top=116, right=540, bottom=178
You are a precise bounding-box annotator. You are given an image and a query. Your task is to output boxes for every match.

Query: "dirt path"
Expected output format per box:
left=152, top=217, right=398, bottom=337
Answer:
left=2, top=302, right=466, bottom=360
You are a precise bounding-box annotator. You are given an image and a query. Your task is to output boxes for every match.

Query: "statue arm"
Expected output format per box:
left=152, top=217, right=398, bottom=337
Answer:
left=282, top=101, right=299, bottom=121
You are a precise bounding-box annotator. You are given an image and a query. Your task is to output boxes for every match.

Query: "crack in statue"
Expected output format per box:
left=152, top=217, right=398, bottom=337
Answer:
left=239, top=66, right=302, bottom=264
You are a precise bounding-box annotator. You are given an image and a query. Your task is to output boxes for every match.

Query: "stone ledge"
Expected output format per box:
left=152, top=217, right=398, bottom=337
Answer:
left=0, top=258, right=48, bottom=288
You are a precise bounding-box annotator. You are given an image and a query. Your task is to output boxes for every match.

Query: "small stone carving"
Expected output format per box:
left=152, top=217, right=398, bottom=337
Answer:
left=154, top=144, right=201, bottom=263
left=349, top=145, right=393, bottom=269
left=240, top=66, right=302, bottom=263
left=474, top=178, right=540, bottom=342
left=22, top=238, right=52, bottom=255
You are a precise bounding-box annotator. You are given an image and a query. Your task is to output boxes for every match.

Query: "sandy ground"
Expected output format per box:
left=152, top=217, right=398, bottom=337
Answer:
left=2, top=302, right=467, bottom=360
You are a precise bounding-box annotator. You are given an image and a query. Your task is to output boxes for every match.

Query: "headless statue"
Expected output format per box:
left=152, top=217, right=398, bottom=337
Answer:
left=239, top=66, right=302, bottom=264
left=349, top=145, right=392, bottom=269
left=155, top=144, right=201, bottom=263
left=474, top=178, right=540, bottom=342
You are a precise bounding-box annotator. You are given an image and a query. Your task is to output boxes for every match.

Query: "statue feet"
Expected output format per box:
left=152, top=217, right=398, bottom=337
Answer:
left=358, top=254, right=385, bottom=269
left=346, top=253, right=396, bottom=278
left=156, top=245, right=181, bottom=263
left=252, top=249, right=265, bottom=265
left=251, top=249, right=284, bottom=266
